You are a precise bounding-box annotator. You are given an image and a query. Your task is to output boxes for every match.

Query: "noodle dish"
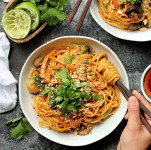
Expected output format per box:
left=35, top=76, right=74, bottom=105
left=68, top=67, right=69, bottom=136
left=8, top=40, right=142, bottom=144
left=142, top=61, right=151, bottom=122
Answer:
left=19, top=36, right=129, bottom=146
left=90, top=0, right=151, bottom=41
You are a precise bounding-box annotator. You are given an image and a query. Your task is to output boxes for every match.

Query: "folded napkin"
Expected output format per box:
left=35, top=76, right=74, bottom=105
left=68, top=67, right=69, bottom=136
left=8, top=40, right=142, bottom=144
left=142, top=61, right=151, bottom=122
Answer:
left=0, top=32, right=17, bottom=113
left=3, top=0, right=10, bottom=2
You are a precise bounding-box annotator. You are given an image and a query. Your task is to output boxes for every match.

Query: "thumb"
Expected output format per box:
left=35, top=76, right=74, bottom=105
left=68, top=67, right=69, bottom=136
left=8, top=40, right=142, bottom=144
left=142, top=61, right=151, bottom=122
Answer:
left=127, top=96, right=141, bottom=131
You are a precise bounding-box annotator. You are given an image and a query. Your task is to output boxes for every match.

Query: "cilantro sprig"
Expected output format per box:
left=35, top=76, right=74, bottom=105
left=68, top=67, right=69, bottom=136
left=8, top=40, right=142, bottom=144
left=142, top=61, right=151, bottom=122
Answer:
left=34, top=74, right=44, bottom=90
left=23, top=0, right=68, bottom=26
left=5, top=117, right=33, bottom=140
left=51, top=68, right=89, bottom=115
left=50, top=68, right=103, bottom=117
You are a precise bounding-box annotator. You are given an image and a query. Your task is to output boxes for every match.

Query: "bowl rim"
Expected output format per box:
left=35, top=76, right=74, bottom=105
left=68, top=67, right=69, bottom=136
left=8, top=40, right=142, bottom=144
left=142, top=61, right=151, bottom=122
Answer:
left=141, top=64, right=151, bottom=103
left=19, top=36, right=129, bottom=146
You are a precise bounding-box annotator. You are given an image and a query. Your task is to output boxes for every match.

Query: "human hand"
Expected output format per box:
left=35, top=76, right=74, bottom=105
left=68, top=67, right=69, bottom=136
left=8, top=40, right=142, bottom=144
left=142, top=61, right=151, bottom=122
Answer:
left=117, top=90, right=151, bottom=150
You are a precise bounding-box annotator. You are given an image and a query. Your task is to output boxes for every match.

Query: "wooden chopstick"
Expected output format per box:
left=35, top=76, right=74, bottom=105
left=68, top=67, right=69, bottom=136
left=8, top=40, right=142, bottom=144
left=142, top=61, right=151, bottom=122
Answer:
left=116, top=80, right=151, bottom=134
left=68, top=0, right=92, bottom=31
left=76, top=0, right=92, bottom=31
left=140, top=114, right=151, bottom=134
left=117, top=80, right=151, bottom=118
left=67, top=0, right=82, bottom=24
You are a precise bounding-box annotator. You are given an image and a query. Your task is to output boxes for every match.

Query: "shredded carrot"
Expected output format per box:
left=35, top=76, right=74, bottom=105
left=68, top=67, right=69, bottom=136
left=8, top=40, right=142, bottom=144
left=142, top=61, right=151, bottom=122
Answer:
left=58, top=117, right=83, bottom=127
left=112, top=0, right=120, bottom=9
left=49, top=56, right=76, bottom=71
left=40, top=50, right=59, bottom=78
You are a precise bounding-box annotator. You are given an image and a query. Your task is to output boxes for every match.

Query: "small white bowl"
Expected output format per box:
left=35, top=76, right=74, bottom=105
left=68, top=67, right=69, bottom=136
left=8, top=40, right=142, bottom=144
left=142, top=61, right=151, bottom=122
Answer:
left=19, top=36, right=129, bottom=146
left=141, top=64, right=151, bottom=103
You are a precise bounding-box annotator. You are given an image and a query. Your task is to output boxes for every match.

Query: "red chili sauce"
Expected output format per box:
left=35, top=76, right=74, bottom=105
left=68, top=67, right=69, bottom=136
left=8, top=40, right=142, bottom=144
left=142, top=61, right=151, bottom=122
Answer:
left=144, top=69, right=151, bottom=97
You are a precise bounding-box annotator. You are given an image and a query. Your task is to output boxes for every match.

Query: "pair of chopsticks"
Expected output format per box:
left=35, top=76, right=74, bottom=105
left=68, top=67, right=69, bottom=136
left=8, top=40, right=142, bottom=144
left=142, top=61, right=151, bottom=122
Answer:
left=116, top=80, right=151, bottom=134
left=67, top=0, right=92, bottom=31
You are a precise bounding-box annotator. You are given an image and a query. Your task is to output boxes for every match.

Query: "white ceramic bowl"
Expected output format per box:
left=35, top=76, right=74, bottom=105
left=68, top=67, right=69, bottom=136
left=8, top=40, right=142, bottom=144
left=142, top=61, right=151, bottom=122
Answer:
left=141, top=64, right=151, bottom=103
left=90, top=0, right=151, bottom=42
left=19, top=36, right=129, bottom=146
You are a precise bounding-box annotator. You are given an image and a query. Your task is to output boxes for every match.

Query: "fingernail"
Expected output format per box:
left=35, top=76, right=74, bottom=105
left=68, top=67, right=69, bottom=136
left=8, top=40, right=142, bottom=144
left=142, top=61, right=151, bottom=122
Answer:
left=129, top=96, right=138, bottom=106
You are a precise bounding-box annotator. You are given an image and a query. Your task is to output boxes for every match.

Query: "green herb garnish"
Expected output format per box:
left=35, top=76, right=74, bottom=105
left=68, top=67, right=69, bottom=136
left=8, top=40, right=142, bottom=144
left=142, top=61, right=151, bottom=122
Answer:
left=103, top=109, right=112, bottom=117
left=23, top=0, right=68, bottom=26
left=40, top=87, right=51, bottom=96
left=50, top=68, right=90, bottom=116
left=5, top=117, right=22, bottom=127
left=5, top=117, right=33, bottom=140
left=64, top=55, right=74, bottom=64
left=82, top=45, right=90, bottom=54
left=92, top=93, right=103, bottom=101
left=54, top=68, right=71, bottom=85
left=34, top=74, right=44, bottom=90
left=49, top=68, right=104, bottom=117
left=103, top=2, right=109, bottom=8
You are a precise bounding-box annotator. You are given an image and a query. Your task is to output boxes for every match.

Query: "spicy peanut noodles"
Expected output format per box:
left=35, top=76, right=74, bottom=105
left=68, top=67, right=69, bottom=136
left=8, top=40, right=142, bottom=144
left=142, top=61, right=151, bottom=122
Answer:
left=99, top=0, right=151, bottom=31
left=27, top=44, right=120, bottom=135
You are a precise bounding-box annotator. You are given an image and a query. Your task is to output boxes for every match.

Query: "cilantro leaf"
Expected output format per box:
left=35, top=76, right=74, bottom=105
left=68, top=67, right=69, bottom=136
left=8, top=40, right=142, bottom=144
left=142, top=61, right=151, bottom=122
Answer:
left=24, top=0, right=68, bottom=26
left=82, top=45, right=91, bottom=54
left=6, top=117, right=33, bottom=140
left=47, top=0, right=57, bottom=7
left=54, top=68, right=71, bottom=85
left=40, top=87, right=51, bottom=96
left=64, top=55, right=74, bottom=64
left=57, top=98, right=69, bottom=109
left=5, top=117, right=22, bottom=127
left=92, top=93, right=103, bottom=101
left=55, top=96, right=63, bottom=102
left=37, top=2, right=48, bottom=13
left=55, top=0, right=68, bottom=10
left=40, top=8, right=66, bottom=25
left=47, top=0, right=68, bottom=10
left=74, top=82, right=87, bottom=88
left=34, top=74, right=44, bottom=90
left=51, top=68, right=90, bottom=116
left=21, top=118, right=33, bottom=133
left=103, top=2, right=109, bottom=8
left=46, top=16, right=62, bottom=26
left=57, top=84, right=67, bottom=95
left=66, top=104, right=77, bottom=113
left=10, top=122, right=28, bottom=140
left=103, top=109, right=112, bottom=117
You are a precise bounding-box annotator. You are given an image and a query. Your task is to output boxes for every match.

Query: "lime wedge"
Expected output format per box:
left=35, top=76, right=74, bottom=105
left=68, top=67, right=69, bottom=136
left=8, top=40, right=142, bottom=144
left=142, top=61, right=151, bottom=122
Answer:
left=2, top=9, right=31, bottom=39
left=16, top=2, right=40, bottom=31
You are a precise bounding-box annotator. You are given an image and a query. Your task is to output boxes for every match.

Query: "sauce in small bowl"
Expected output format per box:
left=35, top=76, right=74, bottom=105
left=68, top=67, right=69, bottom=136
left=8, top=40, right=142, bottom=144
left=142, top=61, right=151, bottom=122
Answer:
left=141, top=64, right=151, bottom=103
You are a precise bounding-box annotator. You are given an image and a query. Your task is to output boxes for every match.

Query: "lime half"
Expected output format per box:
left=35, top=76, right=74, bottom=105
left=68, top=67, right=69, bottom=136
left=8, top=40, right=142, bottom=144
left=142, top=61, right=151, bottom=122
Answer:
left=2, top=9, right=31, bottom=39
left=16, top=2, right=40, bottom=31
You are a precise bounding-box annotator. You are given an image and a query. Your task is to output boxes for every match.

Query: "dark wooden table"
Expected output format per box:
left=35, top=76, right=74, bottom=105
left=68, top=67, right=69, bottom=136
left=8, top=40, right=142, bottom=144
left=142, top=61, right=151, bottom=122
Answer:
left=0, top=1, right=151, bottom=150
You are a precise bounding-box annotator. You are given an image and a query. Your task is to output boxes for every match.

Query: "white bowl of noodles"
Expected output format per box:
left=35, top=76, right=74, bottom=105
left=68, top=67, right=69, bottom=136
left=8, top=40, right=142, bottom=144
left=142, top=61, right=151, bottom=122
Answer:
left=90, top=0, right=151, bottom=42
left=19, top=36, right=129, bottom=146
